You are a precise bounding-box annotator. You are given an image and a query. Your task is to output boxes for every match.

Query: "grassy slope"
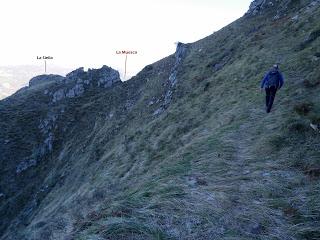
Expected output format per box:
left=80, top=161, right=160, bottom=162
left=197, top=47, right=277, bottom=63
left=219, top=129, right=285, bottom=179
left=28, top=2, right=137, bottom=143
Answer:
left=1, top=0, right=320, bottom=239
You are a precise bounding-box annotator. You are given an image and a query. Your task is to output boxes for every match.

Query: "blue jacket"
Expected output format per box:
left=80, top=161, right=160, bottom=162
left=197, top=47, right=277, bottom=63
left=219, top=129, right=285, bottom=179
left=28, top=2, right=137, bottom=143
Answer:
left=260, top=70, right=284, bottom=89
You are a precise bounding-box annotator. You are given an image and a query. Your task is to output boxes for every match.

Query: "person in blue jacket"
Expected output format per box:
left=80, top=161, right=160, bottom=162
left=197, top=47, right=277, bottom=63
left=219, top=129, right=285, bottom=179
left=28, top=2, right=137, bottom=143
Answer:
left=260, top=64, right=284, bottom=113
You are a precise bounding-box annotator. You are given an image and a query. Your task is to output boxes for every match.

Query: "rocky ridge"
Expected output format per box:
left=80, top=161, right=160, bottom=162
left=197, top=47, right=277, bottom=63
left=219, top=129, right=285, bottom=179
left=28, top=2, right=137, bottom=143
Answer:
left=15, top=65, right=121, bottom=174
left=153, top=42, right=189, bottom=115
left=247, top=0, right=320, bottom=19
left=38, top=65, right=121, bottom=104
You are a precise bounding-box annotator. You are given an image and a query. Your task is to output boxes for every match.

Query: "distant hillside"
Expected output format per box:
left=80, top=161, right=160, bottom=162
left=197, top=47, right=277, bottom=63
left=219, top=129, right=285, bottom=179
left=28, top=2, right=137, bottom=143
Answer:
left=0, top=0, right=319, bottom=239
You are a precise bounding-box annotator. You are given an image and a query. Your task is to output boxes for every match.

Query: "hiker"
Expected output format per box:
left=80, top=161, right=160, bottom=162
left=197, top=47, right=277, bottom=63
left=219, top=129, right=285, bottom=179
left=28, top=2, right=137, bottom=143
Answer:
left=260, top=64, right=284, bottom=113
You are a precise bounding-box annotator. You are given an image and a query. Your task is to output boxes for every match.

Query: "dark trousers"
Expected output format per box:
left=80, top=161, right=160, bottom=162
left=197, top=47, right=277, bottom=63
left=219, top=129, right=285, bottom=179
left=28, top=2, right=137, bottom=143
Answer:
left=265, top=86, right=277, bottom=113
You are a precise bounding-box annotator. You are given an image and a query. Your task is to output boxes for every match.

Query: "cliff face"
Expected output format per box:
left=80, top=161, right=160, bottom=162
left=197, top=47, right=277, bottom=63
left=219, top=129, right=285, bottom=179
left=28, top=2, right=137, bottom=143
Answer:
left=1, top=0, right=320, bottom=239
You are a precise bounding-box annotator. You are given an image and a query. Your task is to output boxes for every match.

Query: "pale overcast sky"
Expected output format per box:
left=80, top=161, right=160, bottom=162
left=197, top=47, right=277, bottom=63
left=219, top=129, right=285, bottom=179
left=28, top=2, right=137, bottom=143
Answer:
left=0, top=0, right=252, bottom=79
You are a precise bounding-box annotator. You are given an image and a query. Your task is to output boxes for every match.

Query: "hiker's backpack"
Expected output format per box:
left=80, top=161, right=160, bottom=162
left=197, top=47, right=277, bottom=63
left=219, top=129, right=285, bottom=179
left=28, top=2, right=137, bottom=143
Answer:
left=266, top=71, right=279, bottom=88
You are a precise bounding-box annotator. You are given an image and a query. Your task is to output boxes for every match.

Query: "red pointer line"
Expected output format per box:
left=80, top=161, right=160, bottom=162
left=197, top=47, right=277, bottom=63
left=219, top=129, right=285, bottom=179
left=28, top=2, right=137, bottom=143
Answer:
left=124, top=54, right=128, bottom=80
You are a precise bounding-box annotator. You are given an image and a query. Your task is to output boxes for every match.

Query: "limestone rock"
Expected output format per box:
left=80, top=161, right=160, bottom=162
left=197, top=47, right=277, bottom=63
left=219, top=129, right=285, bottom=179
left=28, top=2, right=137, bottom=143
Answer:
left=152, top=42, right=189, bottom=116
left=164, top=42, right=189, bottom=108
left=153, top=107, right=164, bottom=116
left=66, top=67, right=86, bottom=82
left=43, top=133, right=54, bottom=153
left=247, top=0, right=268, bottom=15
left=52, top=88, right=66, bottom=103
left=246, top=0, right=279, bottom=16
left=38, top=112, right=59, bottom=157
left=39, top=113, right=58, bottom=134
left=16, top=158, right=37, bottom=174
left=29, top=74, right=64, bottom=87
left=88, top=65, right=121, bottom=88
left=28, top=65, right=121, bottom=104
left=66, top=83, right=84, bottom=98
left=169, top=42, right=188, bottom=87
left=246, top=0, right=308, bottom=17
left=291, top=15, right=299, bottom=21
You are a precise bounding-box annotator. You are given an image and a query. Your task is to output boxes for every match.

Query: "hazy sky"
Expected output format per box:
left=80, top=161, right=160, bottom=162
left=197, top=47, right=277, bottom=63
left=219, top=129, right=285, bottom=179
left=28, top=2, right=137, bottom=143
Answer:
left=0, top=0, right=252, bottom=79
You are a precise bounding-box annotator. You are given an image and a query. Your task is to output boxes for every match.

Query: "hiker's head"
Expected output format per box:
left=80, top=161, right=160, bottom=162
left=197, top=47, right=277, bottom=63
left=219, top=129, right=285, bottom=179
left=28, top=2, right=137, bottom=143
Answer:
left=272, top=64, right=279, bottom=71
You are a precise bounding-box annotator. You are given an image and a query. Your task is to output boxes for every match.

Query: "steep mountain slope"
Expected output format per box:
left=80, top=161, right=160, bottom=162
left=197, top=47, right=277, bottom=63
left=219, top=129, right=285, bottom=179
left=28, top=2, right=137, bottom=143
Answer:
left=1, top=0, right=320, bottom=239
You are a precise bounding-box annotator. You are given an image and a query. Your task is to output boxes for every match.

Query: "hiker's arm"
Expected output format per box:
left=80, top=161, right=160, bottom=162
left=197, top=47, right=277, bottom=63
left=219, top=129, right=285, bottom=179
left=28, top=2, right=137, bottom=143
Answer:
left=278, top=73, right=284, bottom=89
left=260, top=73, right=268, bottom=89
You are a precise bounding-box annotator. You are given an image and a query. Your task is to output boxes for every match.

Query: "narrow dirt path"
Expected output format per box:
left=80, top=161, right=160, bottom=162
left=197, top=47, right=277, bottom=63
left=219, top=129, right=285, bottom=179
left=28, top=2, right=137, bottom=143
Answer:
left=218, top=106, right=299, bottom=239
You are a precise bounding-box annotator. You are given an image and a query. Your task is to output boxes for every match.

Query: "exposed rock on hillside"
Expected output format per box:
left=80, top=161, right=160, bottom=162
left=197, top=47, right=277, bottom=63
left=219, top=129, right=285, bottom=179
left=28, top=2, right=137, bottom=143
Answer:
left=247, top=0, right=320, bottom=18
left=65, top=67, right=86, bottom=82
left=44, top=65, right=121, bottom=103
left=9, top=66, right=122, bottom=175
left=66, top=65, right=120, bottom=88
left=246, top=0, right=294, bottom=17
left=29, top=74, right=65, bottom=87
left=154, top=42, right=189, bottom=115
left=247, top=0, right=275, bottom=15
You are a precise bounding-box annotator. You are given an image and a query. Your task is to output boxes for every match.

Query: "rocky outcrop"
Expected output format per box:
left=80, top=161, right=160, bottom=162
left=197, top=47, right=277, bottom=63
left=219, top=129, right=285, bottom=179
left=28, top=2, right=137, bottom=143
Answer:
left=154, top=42, right=189, bottom=115
left=14, top=66, right=121, bottom=175
left=88, top=65, right=121, bottom=88
left=16, top=112, right=59, bottom=174
left=42, top=65, right=121, bottom=104
left=65, top=83, right=85, bottom=98
left=247, top=0, right=271, bottom=15
left=300, top=28, right=320, bottom=50
left=52, top=89, right=66, bottom=103
left=29, top=74, right=64, bottom=87
left=17, top=65, right=122, bottom=173
left=168, top=42, right=188, bottom=88
left=65, top=67, right=86, bottom=83
left=246, top=0, right=319, bottom=18
left=38, top=112, right=58, bottom=156
left=246, top=0, right=291, bottom=17
left=16, top=158, right=37, bottom=174
left=66, top=65, right=120, bottom=88
left=164, top=42, right=188, bottom=105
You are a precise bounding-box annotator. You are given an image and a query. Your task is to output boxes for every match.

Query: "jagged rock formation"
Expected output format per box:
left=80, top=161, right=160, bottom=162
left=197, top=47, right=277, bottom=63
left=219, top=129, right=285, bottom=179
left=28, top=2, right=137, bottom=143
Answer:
left=247, top=0, right=320, bottom=19
left=1, top=0, right=320, bottom=239
left=41, top=65, right=121, bottom=104
left=65, top=65, right=120, bottom=88
left=247, top=0, right=275, bottom=15
left=14, top=66, right=122, bottom=174
left=154, top=42, right=189, bottom=115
